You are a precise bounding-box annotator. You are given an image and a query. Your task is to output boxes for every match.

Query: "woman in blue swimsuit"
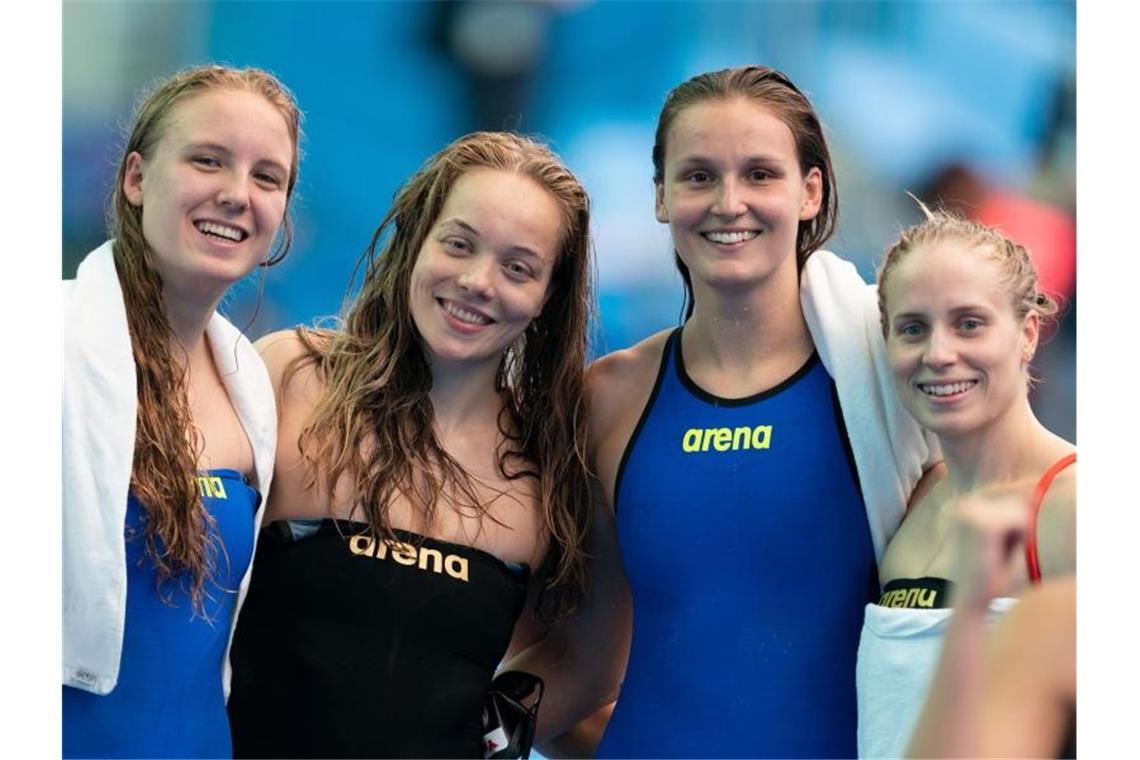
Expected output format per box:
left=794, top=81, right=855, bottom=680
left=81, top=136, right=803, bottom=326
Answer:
left=507, top=65, right=934, bottom=758
left=62, top=64, right=302, bottom=758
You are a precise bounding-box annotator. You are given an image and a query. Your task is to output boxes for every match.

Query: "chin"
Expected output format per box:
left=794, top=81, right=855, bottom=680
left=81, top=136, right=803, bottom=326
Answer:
left=919, top=411, right=983, bottom=440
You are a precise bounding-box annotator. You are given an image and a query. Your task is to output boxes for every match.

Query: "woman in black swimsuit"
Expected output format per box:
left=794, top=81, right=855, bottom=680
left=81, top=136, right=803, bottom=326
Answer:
left=226, top=132, right=595, bottom=758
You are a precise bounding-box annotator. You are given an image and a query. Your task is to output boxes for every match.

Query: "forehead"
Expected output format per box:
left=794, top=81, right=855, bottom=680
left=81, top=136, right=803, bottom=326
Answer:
left=665, top=96, right=798, bottom=165
left=159, top=88, right=293, bottom=159
left=885, top=241, right=1010, bottom=313
left=436, top=168, right=566, bottom=260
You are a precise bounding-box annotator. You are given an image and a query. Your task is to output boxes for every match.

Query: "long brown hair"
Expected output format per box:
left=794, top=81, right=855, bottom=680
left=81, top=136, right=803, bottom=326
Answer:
left=294, top=132, right=594, bottom=619
left=109, top=65, right=302, bottom=613
left=652, top=65, right=839, bottom=320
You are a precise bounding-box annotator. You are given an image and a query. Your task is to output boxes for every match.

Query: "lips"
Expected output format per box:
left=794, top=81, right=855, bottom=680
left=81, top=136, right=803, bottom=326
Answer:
left=439, top=298, right=494, bottom=327
left=917, top=379, right=978, bottom=398
left=701, top=230, right=760, bottom=245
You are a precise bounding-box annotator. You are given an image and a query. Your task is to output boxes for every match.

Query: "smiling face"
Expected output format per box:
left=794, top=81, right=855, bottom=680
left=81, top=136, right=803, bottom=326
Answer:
left=122, top=88, right=293, bottom=300
left=409, top=167, right=564, bottom=375
left=654, top=96, right=822, bottom=298
left=883, top=241, right=1039, bottom=439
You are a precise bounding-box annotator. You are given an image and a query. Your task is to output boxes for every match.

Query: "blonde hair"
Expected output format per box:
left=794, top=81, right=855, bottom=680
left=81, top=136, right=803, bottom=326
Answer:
left=110, top=65, right=302, bottom=614
left=876, top=197, right=1059, bottom=389
left=293, top=132, right=594, bottom=620
left=877, top=196, right=1059, bottom=338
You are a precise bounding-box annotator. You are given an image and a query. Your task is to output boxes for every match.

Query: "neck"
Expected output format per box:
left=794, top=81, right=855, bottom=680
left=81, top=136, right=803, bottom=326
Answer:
left=428, top=359, right=505, bottom=435
left=684, top=263, right=811, bottom=370
left=937, top=396, right=1056, bottom=493
left=162, top=283, right=224, bottom=362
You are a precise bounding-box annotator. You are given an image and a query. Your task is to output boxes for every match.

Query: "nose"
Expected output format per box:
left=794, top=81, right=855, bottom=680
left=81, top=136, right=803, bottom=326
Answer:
left=457, top=256, right=494, bottom=299
left=711, top=177, right=746, bottom=218
left=216, top=171, right=250, bottom=211
left=922, top=325, right=957, bottom=369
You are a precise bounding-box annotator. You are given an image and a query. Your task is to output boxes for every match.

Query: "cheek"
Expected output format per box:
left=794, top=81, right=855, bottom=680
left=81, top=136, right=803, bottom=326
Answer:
left=409, top=249, right=439, bottom=291
left=887, top=343, right=918, bottom=383
left=260, top=195, right=288, bottom=232
left=662, top=190, right=699, bottom=226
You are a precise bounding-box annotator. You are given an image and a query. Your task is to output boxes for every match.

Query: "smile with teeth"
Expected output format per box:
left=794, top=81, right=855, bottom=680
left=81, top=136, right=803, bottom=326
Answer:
left=195, top=220, right=247, bottom=242
left=702, top=230, right=760, bottom=244
left=919, top=380, right=978, bottom=397
left=440, top=299, right=493, bottom=326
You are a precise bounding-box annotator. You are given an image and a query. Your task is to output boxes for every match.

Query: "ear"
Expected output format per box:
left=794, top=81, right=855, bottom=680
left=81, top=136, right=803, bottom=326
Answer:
left=1021, top=310, right=1041, bottom=364
left=123, top=151, right=146, bottom=207
left=654, top=182, right=669, bottom=224
left=798, top=166, right=823, bottom=221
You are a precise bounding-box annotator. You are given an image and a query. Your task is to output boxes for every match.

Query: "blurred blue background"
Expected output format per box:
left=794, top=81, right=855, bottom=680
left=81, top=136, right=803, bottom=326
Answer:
left=62, top=0, right=1075, bottom=440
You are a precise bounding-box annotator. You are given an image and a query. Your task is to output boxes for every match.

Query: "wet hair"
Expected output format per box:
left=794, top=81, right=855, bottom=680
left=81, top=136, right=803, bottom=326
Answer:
left=109, top=64, right=302, bottom=614
left=877, top=198, right=1059, bottom=386
left=294, top=131, right=594, bottom=620
left=652, top=65, right=838, bottom=320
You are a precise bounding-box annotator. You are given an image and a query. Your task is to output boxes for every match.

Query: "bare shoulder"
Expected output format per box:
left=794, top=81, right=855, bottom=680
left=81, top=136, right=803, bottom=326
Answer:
left=1041, top=454, right=1076, bottom=508
left=255, top=329, right=308, bottom=384
left=1039, top=461, right=1076, bottom=524
left=1037, top=452, right=1076, bottom=577
left=255, top=329, right=334, bottom=426
left=586, top=328, right=674, bottom=503
left=586, top=329, right=672, bottom=431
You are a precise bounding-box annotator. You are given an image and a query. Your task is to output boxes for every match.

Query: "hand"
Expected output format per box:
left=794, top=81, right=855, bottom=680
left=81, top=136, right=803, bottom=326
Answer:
left=949, top=491, right=1029, bottom=611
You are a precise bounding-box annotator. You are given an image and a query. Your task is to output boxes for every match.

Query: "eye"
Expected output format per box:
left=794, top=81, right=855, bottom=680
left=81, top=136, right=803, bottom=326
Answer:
left=443, top=237, right=472, bottom=255
left=191, top=155, right=221, bottom=169
left=253, top=170, right=284, bottom=190
left=503, top=260, right=535, bottom=280
left=896, top=322, right=926, bottom=340
left=747, top=168, right=773, bottom=182
left=958, top=317, right=983, bottom=333
left=684, top=170, right=713, bottom=185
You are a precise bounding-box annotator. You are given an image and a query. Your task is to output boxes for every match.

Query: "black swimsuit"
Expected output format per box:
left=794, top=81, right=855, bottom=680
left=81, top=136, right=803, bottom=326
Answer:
left=227, top=519, right=528, bottom=758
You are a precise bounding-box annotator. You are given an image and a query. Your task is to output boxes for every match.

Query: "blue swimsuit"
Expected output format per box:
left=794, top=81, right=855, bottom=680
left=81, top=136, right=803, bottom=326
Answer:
left=63, top=470, right=258, bottom=759
left=597, top=328, right=877, bottom=758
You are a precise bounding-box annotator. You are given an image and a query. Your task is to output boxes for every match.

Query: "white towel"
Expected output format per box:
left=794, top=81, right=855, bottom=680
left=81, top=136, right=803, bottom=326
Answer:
left=801, top=250, right=939, bottom=561
left=856, top=598, right=1017, bottom=758
left=62, top=240, right=276, bottom=696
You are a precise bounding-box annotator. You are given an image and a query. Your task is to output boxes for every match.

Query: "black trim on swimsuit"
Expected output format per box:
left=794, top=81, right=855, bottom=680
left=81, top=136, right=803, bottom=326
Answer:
left=674, top=326, right=821, bottom=407
left=613, top=328, right=679, bottom=514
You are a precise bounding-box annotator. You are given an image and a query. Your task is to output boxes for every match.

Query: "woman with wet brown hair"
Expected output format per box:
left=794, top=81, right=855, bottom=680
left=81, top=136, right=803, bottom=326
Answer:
left=226, top=131, right=595, bottom=758
left=63, top=64, right=302, bottom=758
left=507, top=65, right=934, bottom=758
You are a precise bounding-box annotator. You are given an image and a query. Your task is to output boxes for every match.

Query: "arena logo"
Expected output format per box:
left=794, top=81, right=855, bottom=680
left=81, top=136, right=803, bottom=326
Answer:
left=681, top=424, right=773, bottom=453
left=348, top=534, right=469, bottom=581
left=195, top=475, right=228, bottom=499
left=878, top=586, right=939, bottom=609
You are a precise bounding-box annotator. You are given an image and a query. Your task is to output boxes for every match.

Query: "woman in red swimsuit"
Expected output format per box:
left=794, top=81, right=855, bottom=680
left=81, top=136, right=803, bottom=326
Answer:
left=874, top=202, right=1075, bottom=598
left=856, top=200, right=1076, bottom=758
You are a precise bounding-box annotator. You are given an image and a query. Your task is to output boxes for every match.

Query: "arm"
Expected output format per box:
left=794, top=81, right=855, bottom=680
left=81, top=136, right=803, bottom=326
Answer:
left=499, top=482, right=632, bottom=751
left=252, top=329, right=325, bottom=523
left=501, top=338, right=666, bottom=753
left=907, top=494, right=1075, bottom=758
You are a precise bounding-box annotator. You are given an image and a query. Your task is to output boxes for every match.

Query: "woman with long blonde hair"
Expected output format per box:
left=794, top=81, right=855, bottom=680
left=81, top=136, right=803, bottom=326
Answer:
left=62, top=64, right=301, bottom=758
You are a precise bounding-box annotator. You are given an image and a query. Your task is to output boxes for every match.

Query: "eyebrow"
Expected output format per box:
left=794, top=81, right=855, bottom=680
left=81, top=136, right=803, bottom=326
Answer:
left=437, top=218, right=545, bottom=261
left=891, top=304, right=995, bottom=323
left=674, top=154, right=786, bottom=168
